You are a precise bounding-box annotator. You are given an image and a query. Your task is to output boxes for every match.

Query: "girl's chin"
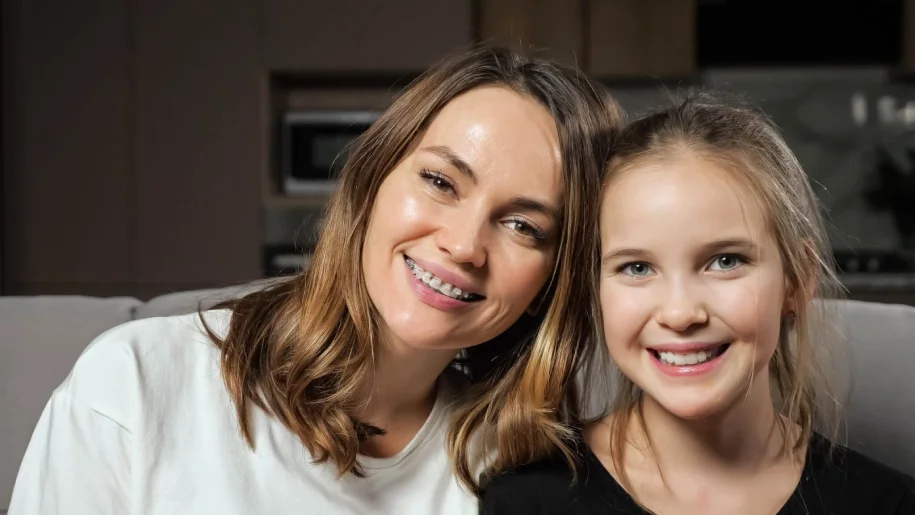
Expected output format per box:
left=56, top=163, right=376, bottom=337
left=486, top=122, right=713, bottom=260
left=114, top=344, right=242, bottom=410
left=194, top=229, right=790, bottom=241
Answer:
left=643, top=392, right=731, bottom=421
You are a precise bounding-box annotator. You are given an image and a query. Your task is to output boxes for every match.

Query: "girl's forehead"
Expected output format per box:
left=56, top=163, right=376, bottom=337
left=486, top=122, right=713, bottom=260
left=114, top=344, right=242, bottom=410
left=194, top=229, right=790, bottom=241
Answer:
left=600, top=153, right=776, bottom=250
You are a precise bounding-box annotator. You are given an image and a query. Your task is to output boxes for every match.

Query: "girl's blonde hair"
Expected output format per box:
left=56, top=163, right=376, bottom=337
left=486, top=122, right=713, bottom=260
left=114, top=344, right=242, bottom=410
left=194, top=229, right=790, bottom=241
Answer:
left=201, top=46, right=623, bottom=495
left=596, top=92, right=846, bottom=492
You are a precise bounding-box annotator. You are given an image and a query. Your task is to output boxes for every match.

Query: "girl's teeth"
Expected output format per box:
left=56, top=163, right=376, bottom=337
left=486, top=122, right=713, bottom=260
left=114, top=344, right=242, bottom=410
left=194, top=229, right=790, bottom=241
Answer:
left=421, top=272, right=432, bottom=284
left=658, top=348, right=720, bottom=366
left=430, top=277, right=442, bottom=289
left=441, top=284, right=453, bottom=296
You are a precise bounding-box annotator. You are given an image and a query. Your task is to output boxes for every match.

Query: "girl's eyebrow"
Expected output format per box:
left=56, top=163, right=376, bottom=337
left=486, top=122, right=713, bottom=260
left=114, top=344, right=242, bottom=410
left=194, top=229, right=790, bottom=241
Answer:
left=601, top=248, right=654, bottom=267
left=704, top=238, right=759, bottom=252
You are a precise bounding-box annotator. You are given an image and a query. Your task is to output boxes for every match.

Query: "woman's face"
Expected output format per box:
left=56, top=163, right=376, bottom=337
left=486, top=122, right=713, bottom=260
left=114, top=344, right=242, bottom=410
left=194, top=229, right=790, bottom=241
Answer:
left=362, top=86, right=563, bottom=352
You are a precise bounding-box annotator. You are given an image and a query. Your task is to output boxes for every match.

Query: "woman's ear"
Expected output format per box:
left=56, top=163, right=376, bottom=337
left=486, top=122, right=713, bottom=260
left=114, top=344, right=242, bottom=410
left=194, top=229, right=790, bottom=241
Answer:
left=526, top=286, right=552, bottom=316
left=526, top=299, right=541, bottom=316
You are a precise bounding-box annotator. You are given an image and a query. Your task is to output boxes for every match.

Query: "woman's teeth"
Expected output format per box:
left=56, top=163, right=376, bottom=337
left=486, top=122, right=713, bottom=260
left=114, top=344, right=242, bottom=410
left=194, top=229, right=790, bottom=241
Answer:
left=656, top=346, right=724, bottom=366
left=405, top=258, right=475, bottom=301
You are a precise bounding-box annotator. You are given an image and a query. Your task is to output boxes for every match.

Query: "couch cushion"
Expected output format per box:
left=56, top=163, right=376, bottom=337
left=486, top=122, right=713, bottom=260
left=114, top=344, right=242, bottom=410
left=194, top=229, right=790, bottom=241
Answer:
left=0, top=295, right=140, bottom=510
left=133, top=279, right=281, bottom=320
left=837, top=299, right=915, bottom=476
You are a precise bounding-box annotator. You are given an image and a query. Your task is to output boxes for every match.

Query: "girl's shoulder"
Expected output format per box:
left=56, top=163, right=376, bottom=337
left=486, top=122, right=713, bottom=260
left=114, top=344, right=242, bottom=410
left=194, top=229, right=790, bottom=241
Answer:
left=793, top=433, right=915, bottom=514
left=806, top=432, right=913, bottom=482
left=480, top=435, right=637, bottom=514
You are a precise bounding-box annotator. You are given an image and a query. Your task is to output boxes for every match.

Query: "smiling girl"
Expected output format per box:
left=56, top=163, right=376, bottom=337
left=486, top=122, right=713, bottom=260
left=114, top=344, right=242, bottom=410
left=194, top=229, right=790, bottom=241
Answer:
left=482, top=94, right=915, bottom=514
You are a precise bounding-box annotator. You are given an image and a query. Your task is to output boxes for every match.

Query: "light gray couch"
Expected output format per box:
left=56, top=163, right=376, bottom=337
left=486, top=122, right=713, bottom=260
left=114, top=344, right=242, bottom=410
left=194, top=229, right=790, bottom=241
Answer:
left=2, top=283, right=914, bottom=510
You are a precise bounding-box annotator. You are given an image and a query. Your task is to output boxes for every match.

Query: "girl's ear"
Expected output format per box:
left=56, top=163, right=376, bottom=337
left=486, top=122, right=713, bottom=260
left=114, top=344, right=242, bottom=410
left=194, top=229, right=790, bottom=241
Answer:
left=783, top=239, right=820, bottom=316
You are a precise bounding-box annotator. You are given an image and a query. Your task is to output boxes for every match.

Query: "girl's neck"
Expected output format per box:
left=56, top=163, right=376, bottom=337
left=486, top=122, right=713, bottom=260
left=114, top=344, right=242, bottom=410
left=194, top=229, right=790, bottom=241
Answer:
left=634, top=376, right=795, bottom=477
left=587, top=377, right=809, bottom=515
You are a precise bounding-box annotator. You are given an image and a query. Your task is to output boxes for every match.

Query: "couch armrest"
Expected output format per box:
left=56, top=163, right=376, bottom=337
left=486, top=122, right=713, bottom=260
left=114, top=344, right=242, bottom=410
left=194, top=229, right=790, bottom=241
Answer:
left=0, top=295, right=140, bottom=510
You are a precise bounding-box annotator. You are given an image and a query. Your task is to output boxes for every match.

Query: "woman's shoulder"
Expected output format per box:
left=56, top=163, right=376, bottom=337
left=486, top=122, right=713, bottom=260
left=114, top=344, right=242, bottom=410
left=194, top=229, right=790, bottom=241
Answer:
left=54, top=309, right=234, bottom=431
left=70, top=308, right=230, bottom=380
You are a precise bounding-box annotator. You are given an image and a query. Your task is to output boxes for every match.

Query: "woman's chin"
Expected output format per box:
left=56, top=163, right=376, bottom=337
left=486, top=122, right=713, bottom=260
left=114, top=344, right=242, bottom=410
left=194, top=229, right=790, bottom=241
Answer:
left=384, top=322, right=467, bottom=352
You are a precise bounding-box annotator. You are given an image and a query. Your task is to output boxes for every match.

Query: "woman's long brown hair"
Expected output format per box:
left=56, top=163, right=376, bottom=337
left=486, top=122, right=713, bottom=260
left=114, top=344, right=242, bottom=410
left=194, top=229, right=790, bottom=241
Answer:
left=201, top=45, right=623, bottom=494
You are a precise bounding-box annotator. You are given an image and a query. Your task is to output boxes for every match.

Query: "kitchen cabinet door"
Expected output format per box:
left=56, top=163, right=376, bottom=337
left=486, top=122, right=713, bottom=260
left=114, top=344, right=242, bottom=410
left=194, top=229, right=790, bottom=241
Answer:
left=2, top=0, right=133, bottom=296
left=588, top=0, right=696, bottom=79
left=265, top=0, right=473, bottom=72
left=132, top=0, right=263, bottom=298
left=478, top=0, right=585, bottom=69
left=902, top=0, right=915, bottom=74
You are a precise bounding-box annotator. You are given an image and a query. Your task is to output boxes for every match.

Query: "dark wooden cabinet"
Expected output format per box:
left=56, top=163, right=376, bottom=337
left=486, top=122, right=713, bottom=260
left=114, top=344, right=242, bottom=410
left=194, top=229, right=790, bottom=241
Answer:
left=902, top=0, right=915, bottom=74
left=2, top=0, right=265, bottom=298
left=1, top=0, right=133, bottom=296
left=3, top=0, right=475, bottom=299
left=132, top=0, right=263, bottom=297
left=479, top=0, right=584, bottom=68
left=588, top=0, right=696, bottom=79
left=265, top=0, right=473, bottom=72
left=478, top=0, right=696, bottom=79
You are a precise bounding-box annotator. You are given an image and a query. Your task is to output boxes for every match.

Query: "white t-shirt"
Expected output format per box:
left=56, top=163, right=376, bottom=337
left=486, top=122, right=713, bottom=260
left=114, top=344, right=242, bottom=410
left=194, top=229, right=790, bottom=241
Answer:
left=9, top=310, right=479, bottom=515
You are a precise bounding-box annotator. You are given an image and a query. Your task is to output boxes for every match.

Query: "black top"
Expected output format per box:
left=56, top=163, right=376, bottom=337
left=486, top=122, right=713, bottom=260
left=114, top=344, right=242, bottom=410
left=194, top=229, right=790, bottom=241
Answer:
left=480, top=434, right=915, bottom=514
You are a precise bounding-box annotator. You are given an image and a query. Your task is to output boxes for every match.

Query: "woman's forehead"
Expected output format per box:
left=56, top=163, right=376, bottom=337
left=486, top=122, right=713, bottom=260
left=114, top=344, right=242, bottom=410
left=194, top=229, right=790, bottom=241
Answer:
left=416, top=86, right=564, bottom=199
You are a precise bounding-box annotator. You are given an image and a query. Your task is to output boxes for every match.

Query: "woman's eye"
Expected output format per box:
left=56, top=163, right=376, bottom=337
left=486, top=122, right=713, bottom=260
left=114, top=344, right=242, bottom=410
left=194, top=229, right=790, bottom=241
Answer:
left=620, top=262, right=654, bottom=277
left=419, top=169, right=456, bottom=195
left=505, top=218, right=546, bottom=241
left=709, top=254, right=744, bottom=272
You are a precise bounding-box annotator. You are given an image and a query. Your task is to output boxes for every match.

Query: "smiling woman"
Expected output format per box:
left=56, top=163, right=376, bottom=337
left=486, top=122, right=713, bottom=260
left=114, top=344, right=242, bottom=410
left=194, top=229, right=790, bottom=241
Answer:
left=8, top=46, right=623, bottom=514
left=362, top=86, right=563, bottom=356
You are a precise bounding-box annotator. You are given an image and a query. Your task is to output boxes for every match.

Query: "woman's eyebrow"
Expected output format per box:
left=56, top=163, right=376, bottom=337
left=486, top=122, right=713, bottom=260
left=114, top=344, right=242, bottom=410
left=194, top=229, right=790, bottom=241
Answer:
left=420, top=145, right=477, bottom=184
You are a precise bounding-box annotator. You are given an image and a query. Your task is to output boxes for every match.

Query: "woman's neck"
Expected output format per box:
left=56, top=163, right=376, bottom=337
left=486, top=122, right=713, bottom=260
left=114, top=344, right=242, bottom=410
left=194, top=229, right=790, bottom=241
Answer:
left=355, top=333, right=459, bottom=457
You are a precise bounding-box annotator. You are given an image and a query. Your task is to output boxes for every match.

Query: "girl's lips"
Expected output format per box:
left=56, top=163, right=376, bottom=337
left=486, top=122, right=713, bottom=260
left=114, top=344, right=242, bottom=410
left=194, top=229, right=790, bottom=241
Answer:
left=648, top=343, right=731, bottom=377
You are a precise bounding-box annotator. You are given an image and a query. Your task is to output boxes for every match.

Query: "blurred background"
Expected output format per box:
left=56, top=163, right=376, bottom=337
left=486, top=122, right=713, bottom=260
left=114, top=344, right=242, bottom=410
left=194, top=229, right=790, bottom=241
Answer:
left=3, top=0, right=915, bottom=305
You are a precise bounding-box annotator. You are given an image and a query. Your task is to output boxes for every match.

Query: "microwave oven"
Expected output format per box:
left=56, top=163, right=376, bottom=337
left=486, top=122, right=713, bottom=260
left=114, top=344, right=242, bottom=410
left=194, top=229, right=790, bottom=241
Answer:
left=279, top=110, right=381, bottom=195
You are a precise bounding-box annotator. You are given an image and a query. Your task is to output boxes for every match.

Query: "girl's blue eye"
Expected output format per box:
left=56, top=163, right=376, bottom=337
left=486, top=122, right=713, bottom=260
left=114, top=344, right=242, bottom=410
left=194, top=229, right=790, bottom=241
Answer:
left=621, top=262, right=654, bottom=277
left=709, top=254, right=743, bottom=271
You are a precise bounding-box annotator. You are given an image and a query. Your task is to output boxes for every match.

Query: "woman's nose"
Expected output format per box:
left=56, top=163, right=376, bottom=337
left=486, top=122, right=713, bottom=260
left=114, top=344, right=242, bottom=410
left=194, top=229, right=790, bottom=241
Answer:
left=435, top=214, right=487, bottom=268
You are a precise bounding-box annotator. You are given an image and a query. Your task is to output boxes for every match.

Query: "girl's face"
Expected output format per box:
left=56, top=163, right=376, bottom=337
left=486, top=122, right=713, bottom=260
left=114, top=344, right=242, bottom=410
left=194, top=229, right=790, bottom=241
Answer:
left=599, top=152, right=791, bottom=420
left=362, top=86, right=563, bottom=354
